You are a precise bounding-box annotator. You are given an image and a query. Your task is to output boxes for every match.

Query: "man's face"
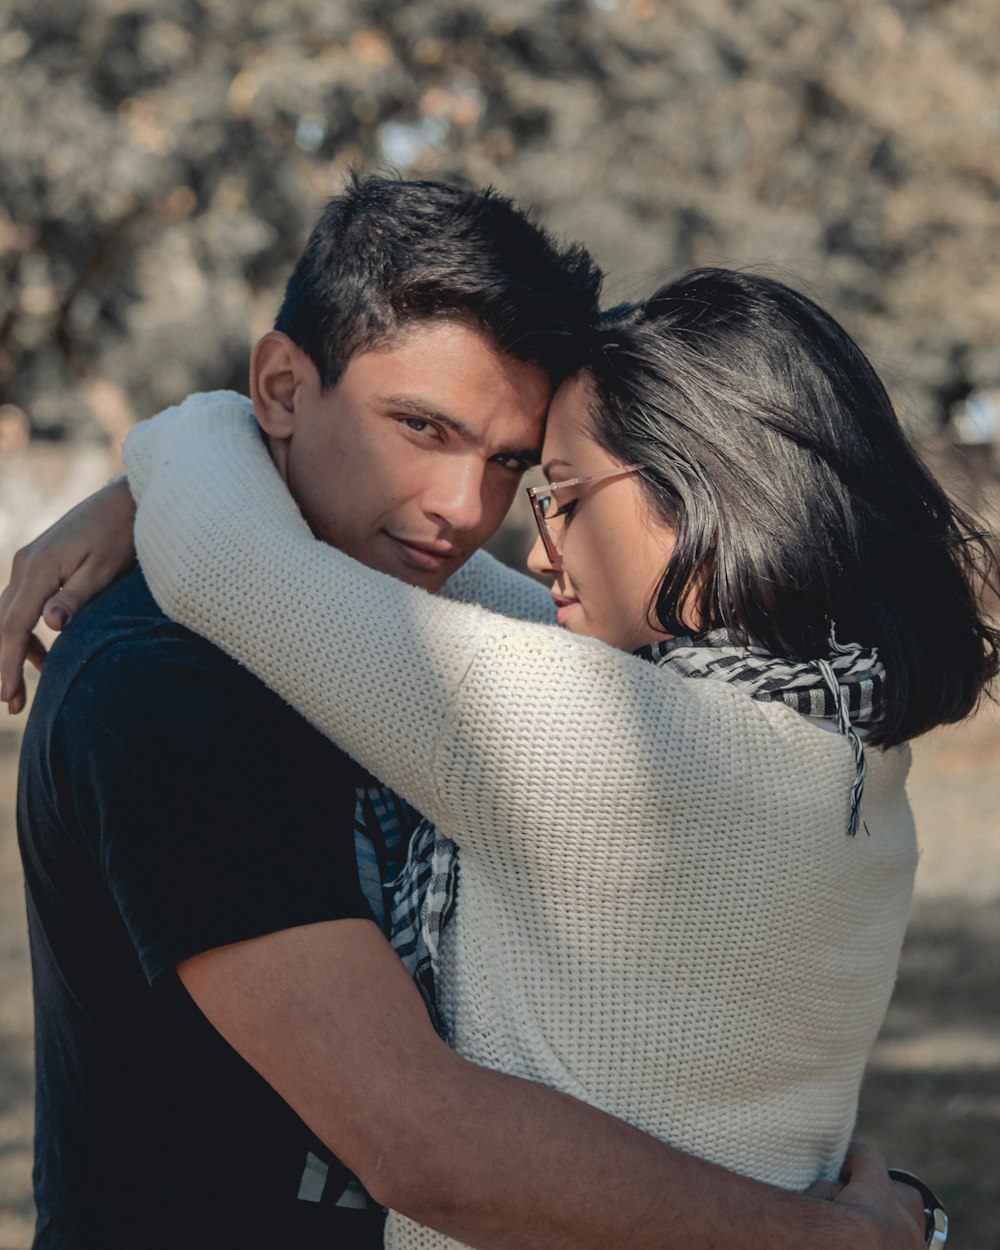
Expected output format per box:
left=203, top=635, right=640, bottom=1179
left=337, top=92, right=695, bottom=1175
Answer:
left=270, top=320, right=550, bottom=592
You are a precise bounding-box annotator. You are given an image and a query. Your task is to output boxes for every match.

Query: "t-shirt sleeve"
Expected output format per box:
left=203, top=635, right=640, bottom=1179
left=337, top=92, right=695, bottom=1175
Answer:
left=50, top=625, right=373, bottom=983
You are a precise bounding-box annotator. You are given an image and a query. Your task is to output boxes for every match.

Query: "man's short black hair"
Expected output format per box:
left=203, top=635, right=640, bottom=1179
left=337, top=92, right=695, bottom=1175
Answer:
left=274, top=173, right=602, bottom=389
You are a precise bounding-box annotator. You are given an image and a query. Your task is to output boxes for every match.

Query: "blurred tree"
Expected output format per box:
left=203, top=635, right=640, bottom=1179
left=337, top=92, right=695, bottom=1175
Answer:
left=1, top=0, right=999, bottom=440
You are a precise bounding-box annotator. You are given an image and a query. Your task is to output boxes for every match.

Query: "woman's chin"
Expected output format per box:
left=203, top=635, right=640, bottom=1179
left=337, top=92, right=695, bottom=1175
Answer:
left=555, top=600, right=581, bottom=627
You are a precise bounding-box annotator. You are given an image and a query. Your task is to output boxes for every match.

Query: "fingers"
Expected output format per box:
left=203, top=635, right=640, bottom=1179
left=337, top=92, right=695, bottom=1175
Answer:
left=25, top=631, right=48, bottom=671
left=839, top=1138, right=889, bottom=1182
left=1, top=479, right=138, bottom=715
left=0, top=613, right=32, bottom=713
left=891, top=1179, right=927, bottom=1230
left=0, top=546, right=65, bottom=713
left=42, top=583, right=85, bottom=632
left=1, top=550, right=133, bottom=713
left=43, top=596, right=74, bottom=631
left=0, top=629, right=31, bottom=714
left=837, top=1141, right=929, bottom=1247
left=1, top=633, right=47, bottom=715
left=804, top=1179, right=844, bottom=1201
left=41, top=546, right=133, bottom=629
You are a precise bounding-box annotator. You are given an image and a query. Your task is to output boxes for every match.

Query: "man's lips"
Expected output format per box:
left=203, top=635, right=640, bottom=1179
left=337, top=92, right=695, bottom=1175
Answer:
left=385, top=533, right=460, bottom=572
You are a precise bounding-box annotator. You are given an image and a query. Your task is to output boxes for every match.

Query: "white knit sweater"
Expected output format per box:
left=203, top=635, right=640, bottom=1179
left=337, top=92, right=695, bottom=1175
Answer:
left=125, top=392, right=918, bottom=1249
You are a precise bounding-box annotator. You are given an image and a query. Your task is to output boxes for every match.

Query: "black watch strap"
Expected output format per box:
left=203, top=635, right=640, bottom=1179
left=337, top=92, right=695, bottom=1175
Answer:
left=887, top=1168, right=948, bottom=1248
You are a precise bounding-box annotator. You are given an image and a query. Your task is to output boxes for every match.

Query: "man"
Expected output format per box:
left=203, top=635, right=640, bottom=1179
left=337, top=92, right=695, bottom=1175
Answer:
left=2, top=176, right=923, bottom=1249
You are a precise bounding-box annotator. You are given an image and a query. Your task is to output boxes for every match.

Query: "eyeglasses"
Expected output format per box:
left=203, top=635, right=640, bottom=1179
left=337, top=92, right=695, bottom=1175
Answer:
left=526, top=464, right=644, bottom=562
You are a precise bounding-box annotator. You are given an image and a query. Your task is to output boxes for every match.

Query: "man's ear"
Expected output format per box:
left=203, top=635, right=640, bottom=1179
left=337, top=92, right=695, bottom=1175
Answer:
left=250, top=332, right=309, bottom=440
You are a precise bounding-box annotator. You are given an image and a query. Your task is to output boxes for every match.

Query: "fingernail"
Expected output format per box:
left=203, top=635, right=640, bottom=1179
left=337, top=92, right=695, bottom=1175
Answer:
left=49, top=605, right=70, bottom=629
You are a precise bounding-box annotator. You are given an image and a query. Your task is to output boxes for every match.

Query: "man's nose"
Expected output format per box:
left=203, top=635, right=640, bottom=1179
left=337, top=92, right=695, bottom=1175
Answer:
left=424, top=458, right=486, bottom=532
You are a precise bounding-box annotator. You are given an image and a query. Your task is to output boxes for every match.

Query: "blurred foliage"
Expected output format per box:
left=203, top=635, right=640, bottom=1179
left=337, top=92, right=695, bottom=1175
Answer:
left=1, top=0, right=999, bottom=440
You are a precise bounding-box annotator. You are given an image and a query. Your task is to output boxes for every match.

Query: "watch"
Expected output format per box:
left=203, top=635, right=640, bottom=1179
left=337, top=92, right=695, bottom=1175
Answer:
left=887, top=1168, right=948, bottom=1248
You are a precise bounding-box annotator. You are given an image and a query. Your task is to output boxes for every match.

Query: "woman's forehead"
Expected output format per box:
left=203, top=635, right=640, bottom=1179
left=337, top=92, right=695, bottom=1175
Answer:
left=543, top=374, right=603, bottom=468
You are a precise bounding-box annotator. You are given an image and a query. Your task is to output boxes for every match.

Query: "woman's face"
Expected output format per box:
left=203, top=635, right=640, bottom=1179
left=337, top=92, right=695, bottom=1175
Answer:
left=527, top=375, right=677, bottom=652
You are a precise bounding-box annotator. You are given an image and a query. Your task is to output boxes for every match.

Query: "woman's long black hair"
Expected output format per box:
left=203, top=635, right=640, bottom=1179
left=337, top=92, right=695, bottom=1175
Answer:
left=586, top=267, right=999, bottom=748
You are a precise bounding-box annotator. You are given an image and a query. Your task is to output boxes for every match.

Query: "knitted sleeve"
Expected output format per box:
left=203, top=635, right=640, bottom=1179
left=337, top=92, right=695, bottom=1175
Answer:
left=125, top=393, right=746, bottom=848
left=439, top=549, right=554, bottom=624
left=124, top=394, right=917, bottom=1212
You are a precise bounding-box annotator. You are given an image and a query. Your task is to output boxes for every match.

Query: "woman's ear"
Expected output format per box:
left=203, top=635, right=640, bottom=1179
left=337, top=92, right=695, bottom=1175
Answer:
left=250, top=332, right=305, bottom=440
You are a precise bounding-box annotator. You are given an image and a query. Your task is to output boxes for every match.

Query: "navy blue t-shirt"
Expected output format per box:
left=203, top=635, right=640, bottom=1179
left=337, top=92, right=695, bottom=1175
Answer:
left=17, top=569, right=386, bottom=1249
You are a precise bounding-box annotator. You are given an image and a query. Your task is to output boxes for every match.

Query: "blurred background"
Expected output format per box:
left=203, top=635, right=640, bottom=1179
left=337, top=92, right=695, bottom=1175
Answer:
left=0, top=0, right=998, bottom=1245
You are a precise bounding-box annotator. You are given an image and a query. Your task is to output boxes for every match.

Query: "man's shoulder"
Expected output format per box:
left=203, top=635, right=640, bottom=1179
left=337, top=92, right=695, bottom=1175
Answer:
left=42, top=566, right=213, bottom=679
left=31, top=568, right=364, bottom=779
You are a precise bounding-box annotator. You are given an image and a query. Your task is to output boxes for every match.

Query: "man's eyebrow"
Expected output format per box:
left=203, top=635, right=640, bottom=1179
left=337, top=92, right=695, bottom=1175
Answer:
left=378, top=393, right=481, bottom=443
left=379, top=393, right=541, bottom=463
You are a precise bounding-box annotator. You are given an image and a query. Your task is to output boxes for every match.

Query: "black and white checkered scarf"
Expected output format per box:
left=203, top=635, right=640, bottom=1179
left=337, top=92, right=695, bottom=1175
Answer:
left=390, top=629, right=885, bottom=1027
left=638, top=628, right=885, bottom=840
left=389, top=818, right=458, bottom=1032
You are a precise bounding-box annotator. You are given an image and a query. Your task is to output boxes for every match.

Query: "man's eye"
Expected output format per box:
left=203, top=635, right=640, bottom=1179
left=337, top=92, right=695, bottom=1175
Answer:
left=399, top=417, right=445, bottom=441
left=491, top=454, right=534, bottom=474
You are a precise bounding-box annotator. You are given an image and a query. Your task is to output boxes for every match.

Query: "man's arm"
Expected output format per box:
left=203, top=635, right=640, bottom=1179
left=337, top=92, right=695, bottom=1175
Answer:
left=182, top=917, right=923, bottom=1250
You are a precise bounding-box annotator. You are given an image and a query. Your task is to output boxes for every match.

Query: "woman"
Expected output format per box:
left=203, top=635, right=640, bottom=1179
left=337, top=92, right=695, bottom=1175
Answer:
left=16, top=270, right=998, bottom=1246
